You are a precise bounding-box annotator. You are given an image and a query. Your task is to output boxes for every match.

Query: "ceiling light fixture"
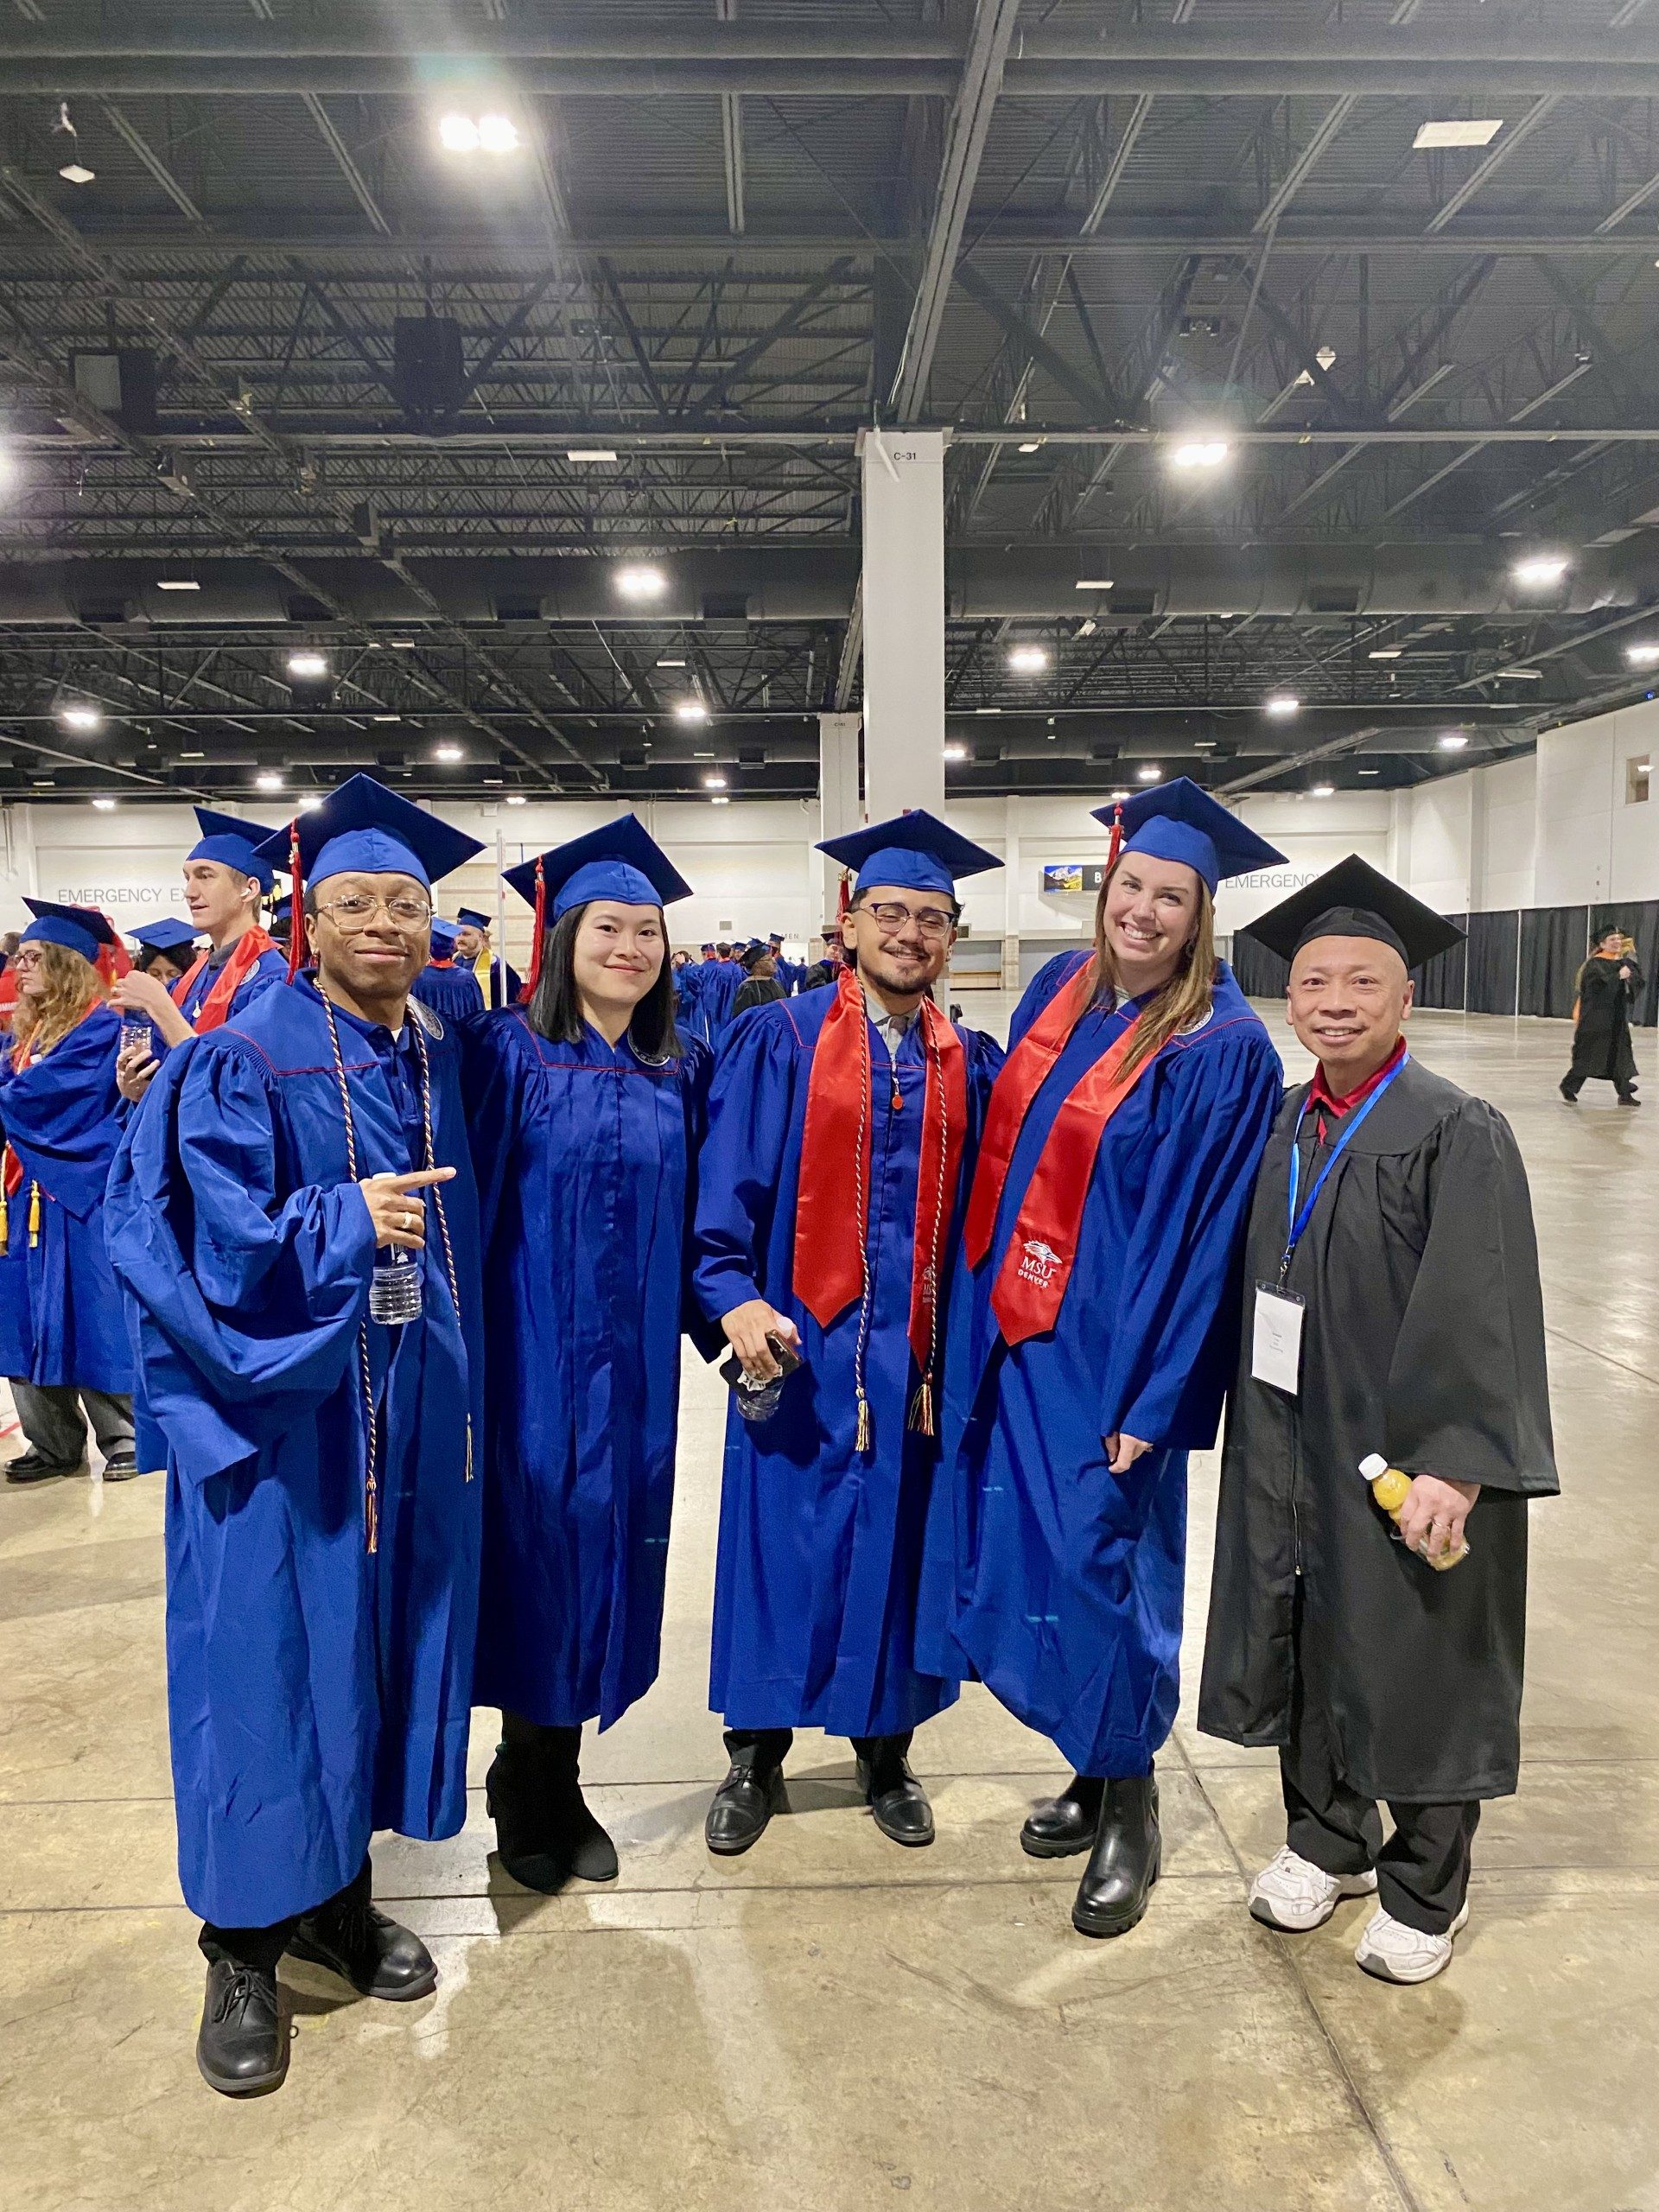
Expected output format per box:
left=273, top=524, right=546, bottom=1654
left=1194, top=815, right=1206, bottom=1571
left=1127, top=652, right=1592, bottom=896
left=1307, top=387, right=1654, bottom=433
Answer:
left=1075, top=578, right=1115, bottom=590
left=92, top=797, right=117, bottom=811
left=156, top=577, right=200, bottom=592
left=1311, top=783, right=1336, bottom=798
left=568, top=448, right=619, bottom=464
left=976, top=705, right=1003, bottom=715
left=1076, top=619, right=1097, bottom=638
left=434, top=742, right=464, bottom=763
left=439, top=113, right=481, bottom=152
left=58, top=702, right=102, bottom=733
left=298, top=795, right=323, bottom=811
left=1017, top=440, right=1041, bottom=454
left=505, top=793, right=528, bottom=807
left=710, top=794, right=730, bottom=806
left=1007, top=645, right=1048, bottom=672
left=255, top=771, right=284, bottom=792
left=476, top=114, right=519, bottom=155
left=1166, top=437, right=1230, bottom=470
left=944, top=743, right=969, bottom=761
left=285, top=650, right=329, bottom=679
left=702, top=772, right=728, bottom=789
left=389, top=639, right=416, bottom=651
left=1368, top=647, right=1402, bottom=660
left=1263, top=693, right=1300, bottom=719
left=1358, top=766, right=1381, bottom=776
left=674, top=698, right=709, bottom=724
left=1439, top=732, right=1470, bottom=750
left=1136, top=764, right=1160, bottom=783
left=616, top=563, right=668, bottom=601
left=1627, top=644, right=1659, bottom=667
left=1414, top=118, right=1504, bottom=149
left=656, top=656, right=686, bottom=668
left=1511, top=553, right=1569, bottom=590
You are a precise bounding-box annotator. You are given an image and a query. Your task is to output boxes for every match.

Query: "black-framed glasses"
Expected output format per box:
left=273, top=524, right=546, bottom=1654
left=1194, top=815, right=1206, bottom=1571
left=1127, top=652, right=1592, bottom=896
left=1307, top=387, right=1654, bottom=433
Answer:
left=315, top=893, right=433, bottom=930
left=860, top=899, right=957, bottom=940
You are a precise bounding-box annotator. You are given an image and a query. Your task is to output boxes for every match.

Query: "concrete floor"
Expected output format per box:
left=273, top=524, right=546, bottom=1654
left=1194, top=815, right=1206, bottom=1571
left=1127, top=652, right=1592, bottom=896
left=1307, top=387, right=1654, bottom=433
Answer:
left=3, top=999, right=1656, bottom=2212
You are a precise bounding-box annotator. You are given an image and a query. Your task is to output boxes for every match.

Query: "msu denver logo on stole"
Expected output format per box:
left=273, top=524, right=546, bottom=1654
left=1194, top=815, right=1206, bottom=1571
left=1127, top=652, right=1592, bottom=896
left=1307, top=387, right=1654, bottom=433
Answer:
left=1018, top=1238, right=1065, bottom=1290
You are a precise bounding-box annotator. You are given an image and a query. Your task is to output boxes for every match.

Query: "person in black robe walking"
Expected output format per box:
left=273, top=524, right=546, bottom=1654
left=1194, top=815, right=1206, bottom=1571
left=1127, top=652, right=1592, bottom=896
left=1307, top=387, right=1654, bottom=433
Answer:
left=1198, top=856, right=1558, bottom=1986
left=1561, top=924, right=1643, bottom=1105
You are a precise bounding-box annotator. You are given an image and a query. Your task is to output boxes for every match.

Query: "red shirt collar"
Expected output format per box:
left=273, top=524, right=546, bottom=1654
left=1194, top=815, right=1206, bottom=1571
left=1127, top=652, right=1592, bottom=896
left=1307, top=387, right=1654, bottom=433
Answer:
left=1309, top=1035, right=1407, bottom=1117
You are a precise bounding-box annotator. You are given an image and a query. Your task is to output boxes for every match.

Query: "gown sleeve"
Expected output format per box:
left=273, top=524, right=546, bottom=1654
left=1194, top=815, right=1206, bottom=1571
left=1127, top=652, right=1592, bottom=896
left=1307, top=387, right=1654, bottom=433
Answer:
left=690, top=1007, right=798, bottom=1330
left=458, top=1011, right=530, bottom=1254
left=105, top=1036, right=378, bottom=1488
left=0, top=1014, right=123, bottom=1218
left=1008, top=951, right=1090, bottom=1051
left=1383, top=1097, right=1559, bottom=1496
left=676, top=1038, right=728, bottom=1361
left=1100, top=1028, right=1285, bottom=1452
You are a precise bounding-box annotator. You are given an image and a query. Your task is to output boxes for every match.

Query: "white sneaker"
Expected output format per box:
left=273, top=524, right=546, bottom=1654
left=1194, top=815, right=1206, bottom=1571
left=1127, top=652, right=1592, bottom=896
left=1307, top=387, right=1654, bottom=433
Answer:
left=1354, top=1901, right=1470, bottom=1984
left=1249, top=1846, right=1379, bottom=1932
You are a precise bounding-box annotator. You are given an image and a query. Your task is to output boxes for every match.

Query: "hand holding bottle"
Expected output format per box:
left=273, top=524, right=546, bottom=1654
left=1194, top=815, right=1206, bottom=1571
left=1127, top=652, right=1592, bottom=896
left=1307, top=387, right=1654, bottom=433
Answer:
left=1359, top=1455, right=1476, bottom=1570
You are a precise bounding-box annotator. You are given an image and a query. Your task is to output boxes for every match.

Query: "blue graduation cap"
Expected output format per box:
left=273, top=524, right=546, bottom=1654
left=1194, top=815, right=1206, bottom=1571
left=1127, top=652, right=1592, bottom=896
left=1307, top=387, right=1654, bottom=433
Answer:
left=270, top=893, right=293, bottom=927
left=22, top=898, right=119, bottom=963
left=1092, top=777, right=1283, bottom=893
left=454, top=907, right=493, bottom=932
left=503, top=813, right=693, bottom=924
left=189, top=808, right=283, bottom=894
left=125, top=917, right=200, bottom=955
left=429, top=917, right=462, bottom=959
left=817, top=809, right=1000, bottom=898
left=254, top=773, right=483, bottom=893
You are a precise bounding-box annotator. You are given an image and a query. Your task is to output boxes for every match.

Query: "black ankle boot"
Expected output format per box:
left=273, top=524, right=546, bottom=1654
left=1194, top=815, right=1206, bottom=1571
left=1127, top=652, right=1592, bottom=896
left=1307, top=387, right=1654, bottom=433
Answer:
left=196, top=1958, right=287, bottom=2096
left=1020, top=1773, right=1104, bottom=1859
left=855, top=1738, right=934, bottom=1847
left=486, top=1719, right=618, bottom=1892
left=1071, top=1772, right=1160, bottom=1938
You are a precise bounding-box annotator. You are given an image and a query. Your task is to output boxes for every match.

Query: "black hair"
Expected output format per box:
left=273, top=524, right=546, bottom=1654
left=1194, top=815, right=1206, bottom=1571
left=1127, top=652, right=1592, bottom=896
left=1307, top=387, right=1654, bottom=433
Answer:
left=135, top=944, right=189, bottom=982
left=848, top=887, right=962, bottom=920
left=715, top=940, right=733, bottom=957
left=526, top=901, right=682, bottom=1059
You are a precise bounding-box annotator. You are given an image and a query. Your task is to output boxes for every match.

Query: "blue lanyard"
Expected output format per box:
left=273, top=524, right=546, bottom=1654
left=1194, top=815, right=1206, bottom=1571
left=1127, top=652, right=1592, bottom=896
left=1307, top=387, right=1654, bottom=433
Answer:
left=1281, top=1052, right=1409, bottom=1284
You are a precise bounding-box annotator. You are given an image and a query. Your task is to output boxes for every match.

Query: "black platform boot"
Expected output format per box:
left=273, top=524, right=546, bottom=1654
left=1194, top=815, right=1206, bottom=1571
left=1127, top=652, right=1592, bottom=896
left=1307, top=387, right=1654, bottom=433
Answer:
left=1020, top=1773, right=1105, bottom=1859
left=486, top=1715, right=618, bottom=1892
left=1071, top=1772, right=1160, bottom=1938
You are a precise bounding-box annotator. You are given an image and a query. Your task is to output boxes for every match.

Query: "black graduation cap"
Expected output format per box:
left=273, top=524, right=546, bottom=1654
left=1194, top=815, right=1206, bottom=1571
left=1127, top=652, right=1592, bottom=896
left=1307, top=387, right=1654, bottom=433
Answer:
left=1243, top=855, right=1465, bottom=969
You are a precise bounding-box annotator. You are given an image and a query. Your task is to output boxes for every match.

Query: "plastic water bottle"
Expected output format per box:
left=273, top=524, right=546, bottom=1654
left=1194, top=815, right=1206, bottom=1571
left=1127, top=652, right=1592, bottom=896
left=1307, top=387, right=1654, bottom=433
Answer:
left=119, top=1014, right=152, bottom=1058
left=733, top=1368, right=787, bottom=1424
left=1357, top=1453, right=1469, bottom=1570
left=369, top=1244, right=423, bottom=1326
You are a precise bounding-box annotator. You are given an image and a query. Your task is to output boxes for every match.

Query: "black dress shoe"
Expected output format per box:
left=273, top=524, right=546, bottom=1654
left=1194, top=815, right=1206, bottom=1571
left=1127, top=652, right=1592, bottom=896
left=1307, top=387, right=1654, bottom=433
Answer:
left=100, top=1453, right=141, bottom=1482
left=196, top=1959, right=288, bottom=2097
left=4, top=1448, right=84, bottom=1485
left=855, top=1746, right=935, bottom=1847
left=286, top=1897, right=437, bottom=2001
left=705, top=1756, right=788, bottom=1855
left=1072, top=1773, right=1160, bottom=1939
left=486, top=1725, right=620, bottom=1893
left=1020, top=1774, right=1104, bottom=1859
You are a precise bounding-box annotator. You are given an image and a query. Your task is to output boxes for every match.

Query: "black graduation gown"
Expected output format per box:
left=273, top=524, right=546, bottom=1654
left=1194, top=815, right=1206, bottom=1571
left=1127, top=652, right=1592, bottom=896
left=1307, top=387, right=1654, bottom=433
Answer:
left=1198, top=1058, right=1558, bottom=1802
left=1568, top=955, right=1641, bottom=1087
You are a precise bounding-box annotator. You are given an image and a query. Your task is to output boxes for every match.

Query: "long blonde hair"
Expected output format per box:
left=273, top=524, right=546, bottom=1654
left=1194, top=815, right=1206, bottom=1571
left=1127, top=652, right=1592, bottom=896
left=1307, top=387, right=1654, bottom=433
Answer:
left=1089, top=856, right=1217, bottom=1077
left=10, top=940, right=105, bottom=1060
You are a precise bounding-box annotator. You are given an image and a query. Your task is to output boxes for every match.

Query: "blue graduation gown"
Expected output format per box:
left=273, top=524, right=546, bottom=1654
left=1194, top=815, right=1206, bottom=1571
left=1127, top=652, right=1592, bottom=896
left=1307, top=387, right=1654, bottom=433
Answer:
left=693, top=960, right=745, bottom=1044
left=105, top=978, right=483, bottom=1929
left=918, top=954, right=1282, bottom=1777
left=477, top=957, right=523, bottom=1011
left=692, top=986, right=1005, bottom=1738
left=464, top=1010, right=715, bottom=1729
left=412, top=961, right=486, bottom=1025
left=0, top=1004, right=131, bottom=1395
left=173, top=940, right=289, bottom=1028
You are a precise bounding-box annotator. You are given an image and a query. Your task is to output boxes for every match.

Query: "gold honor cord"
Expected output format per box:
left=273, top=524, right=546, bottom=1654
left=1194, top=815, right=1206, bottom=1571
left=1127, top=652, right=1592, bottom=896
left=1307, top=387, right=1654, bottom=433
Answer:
left=321, top=996, right=473, bottom=1554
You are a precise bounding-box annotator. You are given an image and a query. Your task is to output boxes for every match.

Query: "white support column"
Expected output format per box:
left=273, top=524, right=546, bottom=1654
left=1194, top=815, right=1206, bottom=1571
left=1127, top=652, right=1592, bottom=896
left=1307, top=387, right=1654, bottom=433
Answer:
left=818, top=709, right=862, bottom=920
left=1001, top=793, right=1022, bottom=988
left=860, top=427, right=946, bottom=823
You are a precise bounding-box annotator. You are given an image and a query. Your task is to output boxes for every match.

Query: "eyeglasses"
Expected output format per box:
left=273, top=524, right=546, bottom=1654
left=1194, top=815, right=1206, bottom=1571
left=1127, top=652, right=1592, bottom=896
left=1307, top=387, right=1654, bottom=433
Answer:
left=859, top=900, right=957, bottom=940
left=314, top=893, right=433, bottom=930
left=11, top=948, right=42, bottom=969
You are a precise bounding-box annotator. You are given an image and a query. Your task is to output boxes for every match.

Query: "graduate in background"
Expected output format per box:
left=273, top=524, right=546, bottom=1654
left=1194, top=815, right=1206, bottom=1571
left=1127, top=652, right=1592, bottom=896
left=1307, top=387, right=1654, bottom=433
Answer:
left=0, top=902, right=138, bottom=1485
left=454, top=906, right=522, bottom=1010
left=1561, top=920, right=1643, bottom=1105
left=465, top=817, right=715, bottom=1891
left=732, top=948, right=787, bottom=1019
left=692, top=813, right=1004, bottom=1854
left=411, top=915, right=486, bottom=1024
left=1200, top=857, right=1558, bottom=1986
left=111, top=808, right=288, bottom=1104
left=766, top=931, right=803, bottom=994
left=267, top=891, right=293, bottom=957
left=106, top=776, right=485, bottom=2100
left=921, top=781, right=1285, bottom=1941
left=125, top=916, right=200, bottom=991
left=691, top=941, right=746, bottom=1042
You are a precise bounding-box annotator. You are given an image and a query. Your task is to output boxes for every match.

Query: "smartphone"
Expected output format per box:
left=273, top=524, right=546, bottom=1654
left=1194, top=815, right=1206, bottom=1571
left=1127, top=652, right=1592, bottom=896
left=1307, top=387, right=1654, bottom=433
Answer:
left=719, top=1332, right=804, bottom=1392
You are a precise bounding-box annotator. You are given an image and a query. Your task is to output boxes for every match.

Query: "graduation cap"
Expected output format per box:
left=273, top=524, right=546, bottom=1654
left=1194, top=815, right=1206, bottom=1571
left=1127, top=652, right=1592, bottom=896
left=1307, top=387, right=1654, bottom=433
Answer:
left=454, top=907, right=493, bottom=933
left=1243, top=853, right=1465, bottom=969
left=188, top=807, right=283, bottom=895
left=504, top=814, right=693, bottom=998
left=270, top=893, right=293, bottom=928
left=125, top=917, right=199, bottom=955
left=1091, top=777, right=1283, bottom=893
left=21, top=898, right=120, bottom=963
left=817, top=809, right=1000, bottom=898
left=429, top=916, right=462, bottom=959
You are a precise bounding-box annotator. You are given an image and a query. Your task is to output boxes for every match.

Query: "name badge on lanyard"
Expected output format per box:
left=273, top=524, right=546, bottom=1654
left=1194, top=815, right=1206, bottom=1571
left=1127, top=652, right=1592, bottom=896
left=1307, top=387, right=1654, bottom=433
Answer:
left=1250, top=1053, right=1410, bottom=1399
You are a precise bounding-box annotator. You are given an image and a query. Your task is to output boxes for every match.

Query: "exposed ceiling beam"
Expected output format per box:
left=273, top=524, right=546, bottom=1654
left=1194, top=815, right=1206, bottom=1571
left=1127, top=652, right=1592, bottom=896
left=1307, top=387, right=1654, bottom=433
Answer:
left=299, top=93, right=391, bottom=238
left=716, top=0, right=745, bottom=235
left=1424, top=95, right=1560, bottom=235
left=954, top=260, right=1121, bottom=423
left=1255, top=94, right=1358, bottom=235
left=97, top=103, right=207, bottom=227
left=1078, top=93, right=1153, bottom=236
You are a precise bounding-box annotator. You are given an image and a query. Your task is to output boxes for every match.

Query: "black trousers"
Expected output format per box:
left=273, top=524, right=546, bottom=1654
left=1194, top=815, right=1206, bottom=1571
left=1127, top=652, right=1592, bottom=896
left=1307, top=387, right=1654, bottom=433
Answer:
left=724, top=1726, right=913, bottom=1768
left=198, top=1855, right=371, bottom=1978
left=1281, top=1681, right=1479, bottom=1936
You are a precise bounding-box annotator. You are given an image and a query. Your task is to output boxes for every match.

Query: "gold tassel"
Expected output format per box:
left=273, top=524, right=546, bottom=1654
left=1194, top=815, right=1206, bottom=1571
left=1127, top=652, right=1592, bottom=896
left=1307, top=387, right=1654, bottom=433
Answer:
left=27, top=1182, right=41, bottom=1249
left=855, top=1394, right=873, bottom=1455
left=365, top=1471, right=378, bottom=1556
left=907, top=1379, right=936, bottom=1437
left=464, top=1421, right=474, bottom=1484
left=0, top=1189, right=9, bottom=1257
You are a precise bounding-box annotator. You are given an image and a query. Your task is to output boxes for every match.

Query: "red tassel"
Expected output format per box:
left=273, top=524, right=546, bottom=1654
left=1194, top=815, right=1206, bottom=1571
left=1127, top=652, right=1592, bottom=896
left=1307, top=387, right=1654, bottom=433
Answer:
left=1105, top=800, right=1124, bottom=874
left=285, top=817, right=307, bottom=979
left=519, top=855, right=546, bottom=1002
left=95, top=930, right=131, bottom=988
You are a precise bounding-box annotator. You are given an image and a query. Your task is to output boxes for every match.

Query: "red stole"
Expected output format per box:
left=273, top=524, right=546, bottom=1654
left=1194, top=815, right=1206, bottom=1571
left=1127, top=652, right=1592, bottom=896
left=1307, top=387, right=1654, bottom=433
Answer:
left=171, top=928, right=276, bottom=1034
left=963, top=955, right=1166, bottom=1346
left=791, top=968, right=968, bottom=1434
left=429, top=957, right=455, bottom=970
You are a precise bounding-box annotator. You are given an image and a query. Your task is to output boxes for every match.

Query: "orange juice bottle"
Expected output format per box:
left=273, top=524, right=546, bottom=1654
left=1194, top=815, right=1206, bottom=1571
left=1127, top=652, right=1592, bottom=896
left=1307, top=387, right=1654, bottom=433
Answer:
left=1358, top=1454, right=1469, bottom=1570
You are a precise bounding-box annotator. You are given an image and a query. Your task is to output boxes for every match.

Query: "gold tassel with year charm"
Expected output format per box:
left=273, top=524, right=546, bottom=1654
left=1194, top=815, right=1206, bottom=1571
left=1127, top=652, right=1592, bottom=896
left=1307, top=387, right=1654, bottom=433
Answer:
left=27, top=1182, right=41, bottom=1248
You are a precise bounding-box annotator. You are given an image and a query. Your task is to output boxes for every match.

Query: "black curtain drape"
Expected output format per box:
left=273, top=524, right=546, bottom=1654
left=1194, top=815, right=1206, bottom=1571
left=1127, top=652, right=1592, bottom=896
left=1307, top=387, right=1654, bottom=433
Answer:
left=1414, top=916, right=1469, bottom=1011
left=1465, top=909, right=1520, bottom=1014
left=1518, top=906, right=1588, bottom=1019
left=1229, top=935, right=1289, bottom=999
left=1603, top=899, right=1659, bottom=1027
